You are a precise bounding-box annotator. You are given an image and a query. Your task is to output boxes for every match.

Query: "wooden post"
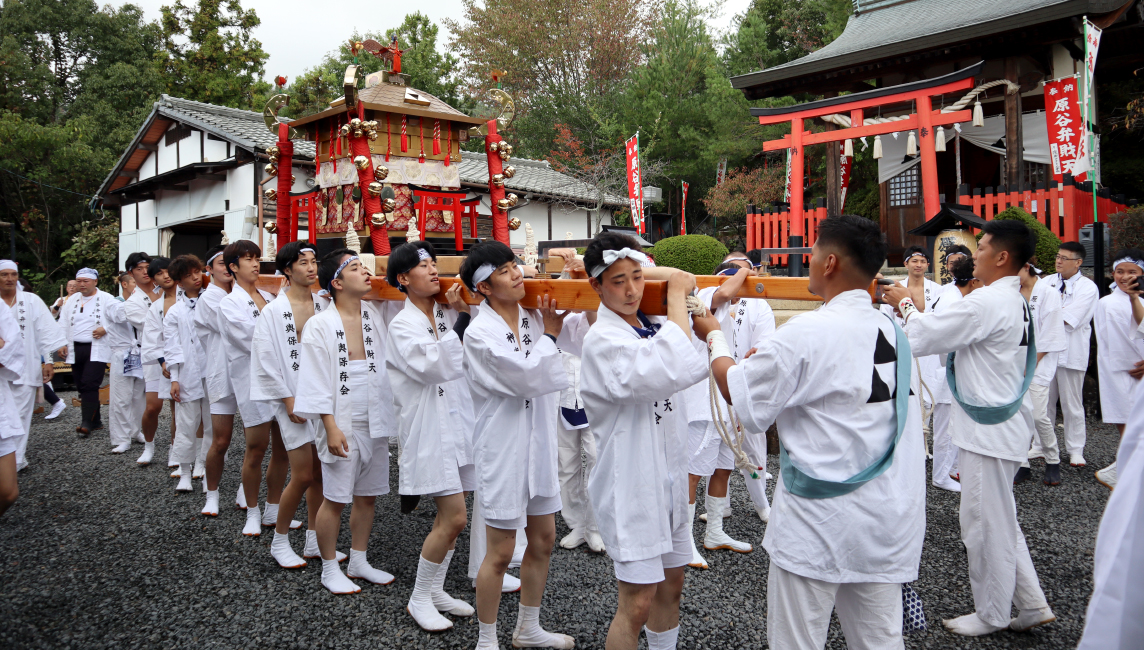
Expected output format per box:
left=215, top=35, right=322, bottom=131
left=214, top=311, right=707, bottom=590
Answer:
left=1004, top=58, right=1024, bottom=190
left=746, top=203, right=755, bottom=251
left=916, top=94, right=941, bottom=222
left=824, top=95, right=841, bottom=217
left=788, top=117, right=805, bottom=276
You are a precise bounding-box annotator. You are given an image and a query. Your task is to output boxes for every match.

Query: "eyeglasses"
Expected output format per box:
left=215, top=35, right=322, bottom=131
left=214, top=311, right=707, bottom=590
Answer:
left=1055, top=255, right=1082, bottom=262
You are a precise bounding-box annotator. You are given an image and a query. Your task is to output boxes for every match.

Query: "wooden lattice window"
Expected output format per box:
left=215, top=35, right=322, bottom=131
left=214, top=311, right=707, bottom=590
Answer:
left=888, top=166, right=919, bottom=207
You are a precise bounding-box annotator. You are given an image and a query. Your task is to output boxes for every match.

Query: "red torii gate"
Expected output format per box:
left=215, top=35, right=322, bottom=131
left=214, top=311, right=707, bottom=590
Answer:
left=750, top=62, right=984, bottom=271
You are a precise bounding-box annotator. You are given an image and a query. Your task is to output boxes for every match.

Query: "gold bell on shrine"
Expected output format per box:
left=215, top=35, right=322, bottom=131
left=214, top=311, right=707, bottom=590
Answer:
left=506, top=193, right=519, bottom=207
left=491, top=174, right=505, bottom=188
left=354, top=156, right=370, bottom=171
left=349, top=117, right=362, bottom=130
left=339, top=124, right=352, bottom=137
left=367, top=181, right=383, bottom=197
left=267, top=146, right=279, bottom=158
left=488, top=141, right=499, bottom=152
left=264, top=163, right=278, bottom=176
left=508, top=216, right=521, bottom=231
left=264, top=221, right=278, bottom=234
left=367, top=131, right=378, bottom=141
left=263, top=188, right=277, bottom=201
left=497, top=198, right=512, bottom=210
left=374, top=166, right=389, bottom=181
left=370, top=213, right=386, bottom=227
left=501, top=165, right=516, bottom=179
left=381, top=197, right=396, bottom=213
left=499, top=149, right=512, bottom=162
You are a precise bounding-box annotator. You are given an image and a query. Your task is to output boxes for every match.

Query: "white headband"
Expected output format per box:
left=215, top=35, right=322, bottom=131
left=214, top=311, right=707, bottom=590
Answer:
left=590, top=247, right=649, bottom=278
left=300, top=247, right=316, bottom=257
left=1113, top=257, right=1144, bottom=271
left=470, top=263, right=495, bottom=289
left=76, top=268, right=98, bottom=280
left=904, top=251, right=929, bottom=263
left=0, top=260, right=16, bottom=272
left=206, top=251, right=224, bottom=266
left=328, top=255, right=358, bottom=291
left=416, top=248, right=432, bottom=262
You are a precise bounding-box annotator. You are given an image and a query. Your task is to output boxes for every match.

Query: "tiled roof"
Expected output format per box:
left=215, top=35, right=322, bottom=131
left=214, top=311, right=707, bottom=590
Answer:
left=457, top=151, right=627, bottom=208
left=730, top=0, right=1125, bottom=93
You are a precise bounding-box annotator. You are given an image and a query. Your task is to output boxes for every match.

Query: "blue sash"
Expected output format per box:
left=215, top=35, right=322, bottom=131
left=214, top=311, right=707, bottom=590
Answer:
left=779, top=316, right=911, bottom=499
left=946, top=316, right=1036, bottom=425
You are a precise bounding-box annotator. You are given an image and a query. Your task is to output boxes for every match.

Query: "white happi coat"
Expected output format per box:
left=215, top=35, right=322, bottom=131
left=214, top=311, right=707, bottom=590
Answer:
left=927, top=284, right=965, bottom=404
left=3, top=290, right=65, bottom=387
left=1028, top=277, right=1067, bottom=387
left=218, top=286, right=275, bottom=409
left=295, top=302, right=396, bottom=463
left=386, top=299, right=476, bottom=496
left=728, top=290, right=925, bottom=583
left=0, top=303, right=27, bottom=440
left=250, top=290, right=328, bottom=404
left=164, top=292, right=207, bottom=402
left=1094, top=286, right=1144, bottom=416
left=195, top=283, right=233, bottom=402
left=904, top=275, right=1034, bottom=462
left=59, top=290, right=117, bottom=363
left=882, top=277, right=942, bottom=403
left=1041, top=272, right=1099, bottom=370
left=463, top=304, right=587, bottom=521
left=581, top=306, right=708, bottom=562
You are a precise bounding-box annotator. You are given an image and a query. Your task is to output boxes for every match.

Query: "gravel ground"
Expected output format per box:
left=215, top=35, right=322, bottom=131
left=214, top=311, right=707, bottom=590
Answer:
left=0, top=394, right=1118, bottom=649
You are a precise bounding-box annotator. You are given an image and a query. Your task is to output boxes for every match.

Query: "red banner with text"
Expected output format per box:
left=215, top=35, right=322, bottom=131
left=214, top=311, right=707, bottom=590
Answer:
left=1044, top=77, right=1086, bottom=182
left=626, top=134, right=644, bottom=234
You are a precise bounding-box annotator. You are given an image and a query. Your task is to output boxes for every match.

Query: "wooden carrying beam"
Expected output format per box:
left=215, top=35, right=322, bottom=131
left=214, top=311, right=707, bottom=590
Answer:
left=251, top=275, right=854, bottom=316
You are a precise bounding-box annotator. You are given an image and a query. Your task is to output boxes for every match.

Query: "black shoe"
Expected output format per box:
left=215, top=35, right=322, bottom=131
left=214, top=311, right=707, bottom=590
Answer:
left=1043, top=463, right=1061, bottom=486
left=77, top=403, right=93, bottom=437
left=400, top=494, right=421, bottom=514
left=1014, top=466, right=1032, bottom=484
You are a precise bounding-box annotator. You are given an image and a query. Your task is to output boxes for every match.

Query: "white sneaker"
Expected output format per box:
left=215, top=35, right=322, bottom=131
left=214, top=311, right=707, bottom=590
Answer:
left=45, top=400, right=66, bottom=420
left=1096, top=462, right=1117, bottom=490
left=1070, top=453, right=1086, bottom=467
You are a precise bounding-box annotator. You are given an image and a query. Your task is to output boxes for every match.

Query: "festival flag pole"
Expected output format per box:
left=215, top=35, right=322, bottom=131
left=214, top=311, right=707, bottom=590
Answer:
left=681, top=180, right=689, bottom=235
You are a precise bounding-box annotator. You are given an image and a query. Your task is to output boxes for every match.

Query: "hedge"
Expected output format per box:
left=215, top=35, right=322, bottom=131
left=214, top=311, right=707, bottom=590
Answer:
left=987, top=207, right=1061, bottom=273
left=1111, top=207, right=1144, bottom=252
left=647, top=235, right=729, bottom=275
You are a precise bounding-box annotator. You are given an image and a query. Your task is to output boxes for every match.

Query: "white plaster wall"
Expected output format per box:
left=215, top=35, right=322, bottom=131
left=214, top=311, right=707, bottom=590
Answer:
left=117, top=232, right=139, bottom=276
left=184, top=179, right=227, bottom=222
left=1052, top=43, right=1080, bottom=81
left=228, top=163, right=255, bottom=211
left=155, top=189, right=189, bottom=227
left=137, top=200, right=157, bottom=230
left=157, top=131, right=178, bottom=174
left=225, top=207, right=255, bottom=242
left=183, top=130, right=203, bottom=164
left=138, top=151, right=156, bottom=181
left=203, top=137, right=228, bottom=163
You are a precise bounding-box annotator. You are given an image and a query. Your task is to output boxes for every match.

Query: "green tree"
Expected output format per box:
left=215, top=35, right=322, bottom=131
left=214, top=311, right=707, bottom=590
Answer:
left=722, top=0, right=852, bottom=77
left=157, top=0, right=268, bottom=109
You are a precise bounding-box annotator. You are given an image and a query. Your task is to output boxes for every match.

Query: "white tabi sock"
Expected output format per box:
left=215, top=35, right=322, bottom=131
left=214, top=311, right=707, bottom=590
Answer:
left=740, top=468, right=771, bottom=522
left=321, top=558, right=360, bottom=594
left=190, top=438, right=202, bottom=475
left=432, top=550, right=474, bottom=616
left=407, top=555, right=453, bottom=631
left=346, top=549, right=394, bottom=585
left=476, top=620, right=499, bottom=650
left=270, top=531, right=306, bottom=569
left=687, top=502, right=707, bottom=569
left=202, top=490, right=220, bottom=516
left=242, top=505, right=261, bottom=536
left=512, top=604, right=574, bottom=649
left=175, top=464, right=193, bottom=492
left=235, top=485, right=247, bottom=510
left=136, top=441, right=154, bottom=465
left=645, top=626, right=680, bottom=650
left=303, top=530, right=347, bottom=561
left=111, top=440, right=131, bottom=454
left=261, top=503, right=279, bottom=526
left=703, top=494, right=752, bottom=553
left=943, top=613, right=1006, bottom=636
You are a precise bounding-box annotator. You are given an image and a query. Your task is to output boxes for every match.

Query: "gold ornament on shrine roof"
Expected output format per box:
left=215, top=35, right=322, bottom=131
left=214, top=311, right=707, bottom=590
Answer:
left=491, top=173, right=505, bottom=188
left=507, top=216, right=521, bottom=231
left=264, top=221, right=278, bottom=234
left=373, top=165, right=389, bottom=181
left=354, top=156, right=371, bottom=170
left=502, top=165, right=516, bottom=179
left=367, top=181, right=383, bottom=197
left=263, top=188, right=277, bottom=201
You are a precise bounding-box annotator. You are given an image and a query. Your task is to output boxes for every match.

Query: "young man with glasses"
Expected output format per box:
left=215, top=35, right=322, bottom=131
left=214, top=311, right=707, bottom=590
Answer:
left=1035, top=242, right=1098, bottom=467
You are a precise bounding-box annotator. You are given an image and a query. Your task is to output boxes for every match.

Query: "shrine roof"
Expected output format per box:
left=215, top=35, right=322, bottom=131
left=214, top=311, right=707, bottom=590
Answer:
left=457, top=152, right=627, bottom=208
left=730, top=0, right=1127, bottom=98
left=288, top=82, right=486, bottom=128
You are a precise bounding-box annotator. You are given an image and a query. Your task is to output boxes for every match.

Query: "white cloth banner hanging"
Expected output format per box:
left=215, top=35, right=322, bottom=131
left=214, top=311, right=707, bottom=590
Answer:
left=878, top=112, right=1050, bottom=184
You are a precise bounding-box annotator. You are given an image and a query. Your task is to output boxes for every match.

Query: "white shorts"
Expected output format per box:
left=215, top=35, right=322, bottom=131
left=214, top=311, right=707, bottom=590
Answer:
left=0, top=435, right=18, bottom=458
left=426, top=463, right=477, bottom=498
left=236, top=394, right=275, bottom=428
left=273, top=402, right=316, bottom=451
left=613, top=521, right=692, bottom=584
left=321, top=433, right=391, bottom=504
left=485, top=493, right=563, bottom=531
left=209, top=393, right=237, bottom=416
left=145, top=377, right=170, bottom=400
left=144, top=363, right=163, bottom=385
left=688, top=421, right=734, bottom=476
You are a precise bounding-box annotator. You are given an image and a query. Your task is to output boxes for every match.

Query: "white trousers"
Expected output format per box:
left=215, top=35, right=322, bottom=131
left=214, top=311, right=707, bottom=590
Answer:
left=557, top=422, right=598, bottom=533
left=14, top=384, right=37, bottom=468
left=109, top=349, right=145, bottom=447
left=931, top=403, right=959, bottom=482
left=958, top=449, right=1048, bottom=627
left=467, top=490, right=529, bottom=580
left=767, top=560, right=903, bottom=650
left=170, top=380, right=212, bottom=465
left=740, top=430, right=770, bottom=512
left=1047, top=367, right=1086, bottom=455
left=1024, top=383, right=1060, bottom=465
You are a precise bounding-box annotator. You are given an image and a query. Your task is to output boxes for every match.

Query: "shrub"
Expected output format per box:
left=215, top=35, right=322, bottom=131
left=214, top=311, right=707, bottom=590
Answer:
left=1110, top=206, right=1144, bottom=251
left=986, top=207, right=1061, bottom=273
left=647, top=234, right=729, bottom=275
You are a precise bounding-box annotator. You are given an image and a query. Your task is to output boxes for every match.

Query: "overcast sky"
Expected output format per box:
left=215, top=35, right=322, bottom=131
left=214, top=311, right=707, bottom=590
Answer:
left=116, top=0, right=753, bottom=82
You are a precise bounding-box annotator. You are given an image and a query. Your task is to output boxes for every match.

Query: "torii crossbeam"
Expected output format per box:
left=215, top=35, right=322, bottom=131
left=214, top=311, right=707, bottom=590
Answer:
left=751, top=62, right=985, bottom=249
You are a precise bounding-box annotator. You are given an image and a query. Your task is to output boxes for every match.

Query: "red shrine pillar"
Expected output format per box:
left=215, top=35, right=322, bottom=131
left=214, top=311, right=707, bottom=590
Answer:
left=484, top=120, right=509, bottom=245
left=275, top=123, right=294, bottom=250
left=788, top=117, right=805, bottom=276
left=916, top=95, right=941, bottom=221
